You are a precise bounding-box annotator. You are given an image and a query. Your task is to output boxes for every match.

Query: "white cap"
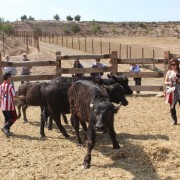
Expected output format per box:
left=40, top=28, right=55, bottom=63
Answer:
left=23, top=53, right=27, bottom=56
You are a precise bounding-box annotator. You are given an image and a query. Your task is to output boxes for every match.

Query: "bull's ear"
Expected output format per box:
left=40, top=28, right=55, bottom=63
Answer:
left=111, top=75, right=118, bottom=82
left=90, top=103, right=94, bottom=108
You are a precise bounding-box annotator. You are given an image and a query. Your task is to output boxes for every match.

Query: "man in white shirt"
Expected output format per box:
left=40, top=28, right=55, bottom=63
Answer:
left=3, top=55, right=17, bottom=75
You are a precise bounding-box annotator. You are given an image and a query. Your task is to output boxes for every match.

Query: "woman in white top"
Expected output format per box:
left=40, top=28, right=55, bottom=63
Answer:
left=164, top=58, right=180, bottom=125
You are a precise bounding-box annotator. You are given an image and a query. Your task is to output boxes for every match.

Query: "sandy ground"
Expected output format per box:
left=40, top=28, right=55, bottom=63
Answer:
left=0, top=37, right=180, bottom=179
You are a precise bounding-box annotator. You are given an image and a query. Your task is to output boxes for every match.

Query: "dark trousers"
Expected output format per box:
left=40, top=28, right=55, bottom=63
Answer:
left=170, top=104, right=177, bottom=124
left=134, top=78, right=141, bottom=93
left=2, top=110, right=17, bottom=130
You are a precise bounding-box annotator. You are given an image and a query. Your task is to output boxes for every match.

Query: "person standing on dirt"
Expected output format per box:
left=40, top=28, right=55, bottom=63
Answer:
left=20, top=53, right=31, bottom=84
left=130, top=64, right=141, bottom=94
left=164, top=58, right=180, bottom=125
left=90, top=59, right=106, bottom=78
left=0, top=72, right=24, bottom=137
left=72, top=59, right=84, bottom=77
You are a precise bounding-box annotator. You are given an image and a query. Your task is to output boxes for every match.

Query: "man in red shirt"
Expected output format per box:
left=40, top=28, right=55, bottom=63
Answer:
left=0, top=72, right=24, bottom=137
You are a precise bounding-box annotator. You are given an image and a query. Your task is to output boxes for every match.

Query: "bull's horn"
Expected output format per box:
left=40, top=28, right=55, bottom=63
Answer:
left=113, top=102, right=121, bottom=109
left=90, top=103, right=94, bottom=108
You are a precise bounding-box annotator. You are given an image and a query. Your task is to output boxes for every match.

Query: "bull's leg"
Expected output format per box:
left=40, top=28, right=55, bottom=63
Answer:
left=71, top=115, right=83, bottom=146
left=108, top=125, right=120, bottom=149
left=62, top=114, right=68, bottom=124
left=22, top=104, right=28, bottom=122
left=17, top=103, right=22, bottom=119
left=40, top=112, right=46, bottom=138
left=83, top=122, right=96, bottom=169
left=48, top=115, right=53, bottom=130
left=53, top=113, right=69, bottom=138
left=79, top=121, right=88, bottom=141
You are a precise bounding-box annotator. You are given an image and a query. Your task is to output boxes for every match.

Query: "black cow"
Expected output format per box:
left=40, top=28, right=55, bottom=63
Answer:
left=68, top=80, right=123, bottom=169
left=17, top=81, right=68, bottom=128
left=99, top=74, right=133, bottom=95
left=17, top=82, right=47, bottom=122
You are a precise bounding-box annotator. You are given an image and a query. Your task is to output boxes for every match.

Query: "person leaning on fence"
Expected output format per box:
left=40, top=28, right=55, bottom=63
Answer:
left=164, top=58, right=180, bottom=125
left=0, top=72, right=25, bottom=137
left=72, top=59, right=84, bottom=77
left=20, top=53, right=32, bottom=84
left=3, top=55, right=17, bottom=87
left=90, top=59, right=106, bottom=78
left=130, top=63, right=141, bottom=94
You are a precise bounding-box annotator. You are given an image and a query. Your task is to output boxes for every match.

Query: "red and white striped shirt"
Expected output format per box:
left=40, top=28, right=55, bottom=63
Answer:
left=0, top=81, right=16, bottom=111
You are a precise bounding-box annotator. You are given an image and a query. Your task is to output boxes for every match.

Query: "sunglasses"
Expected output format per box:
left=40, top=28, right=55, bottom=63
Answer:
left=170, top=63, right=177, bottom=66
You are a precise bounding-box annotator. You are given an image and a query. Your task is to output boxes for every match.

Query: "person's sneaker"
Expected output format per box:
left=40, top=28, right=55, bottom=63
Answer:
left=1, top=127, right=10, bottom=137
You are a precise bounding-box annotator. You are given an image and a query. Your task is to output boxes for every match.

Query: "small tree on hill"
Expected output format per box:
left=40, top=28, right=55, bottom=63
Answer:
left=74, top=15, right=81, bottom=22
left=54, top=14, right=60, bottom=21
left=29, top=16, right=35, bottom=21
left=66, top=15, right=73, bottom=21
left=0, top=17, right=5, bottom=22
left=21, top=15, right=27, bottom=21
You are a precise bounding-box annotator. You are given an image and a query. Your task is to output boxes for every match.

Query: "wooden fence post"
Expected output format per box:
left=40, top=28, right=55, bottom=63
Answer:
left=110, top=51, right=118, bottom=75
left=92, top=39, right=94, bottom=54
left=109, top=42, right=111, bottom=54
left=78, top=36, right=80, bottom=50
left=152, top=49, right=155, bottom=70
left=130, top=46, right=132, bottom=58
left=126, top=45, right=129, bottom=58
left=72, top=36, right=74, bottom=49
left=119, top=44, right=121, bottom=58
left=85, top=37, right=86, bottom=52
left=100, top=40, right=102, bottom=54
left=56, top=51, right=61, bottom=76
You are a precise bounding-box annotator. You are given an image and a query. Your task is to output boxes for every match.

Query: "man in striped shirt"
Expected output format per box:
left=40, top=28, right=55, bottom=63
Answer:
left=0, top=72, right=24, bottom=137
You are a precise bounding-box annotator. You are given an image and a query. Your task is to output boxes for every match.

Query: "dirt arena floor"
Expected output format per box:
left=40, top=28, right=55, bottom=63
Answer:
left=0, top=94, right=180, bottom=180
left=0, top=37, right=180, bottom=179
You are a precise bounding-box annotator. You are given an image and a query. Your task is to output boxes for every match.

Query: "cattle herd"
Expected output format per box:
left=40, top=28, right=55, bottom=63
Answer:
left=17, top=75, right=133, bottom=169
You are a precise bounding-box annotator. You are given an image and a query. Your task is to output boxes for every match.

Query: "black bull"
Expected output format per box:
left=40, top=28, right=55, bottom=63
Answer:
left=68, top=80, right=124, bottom=169
left=17, top=76, right=130, bottom=137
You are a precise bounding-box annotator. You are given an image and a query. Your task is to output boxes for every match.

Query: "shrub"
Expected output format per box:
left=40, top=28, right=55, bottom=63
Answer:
left=29, top=16, right=35, bottom=21
left=74, top=15, right=81, bottom=22
left=71, top=24, right=80, bottom=33
left=33, top=27, right=42, bottom=35
left=63, top=27, right=70, bottom=34
left=21, top=15, right=27, bottom=21
left=54, top=14, right=60, bottom=21
left=1, top=24, right=14, bottom=35
left=91, top=24, right=101, bottom=33
left=66, top=15, right=73, bottom=21
left=138, top=22, right=147, bottom=29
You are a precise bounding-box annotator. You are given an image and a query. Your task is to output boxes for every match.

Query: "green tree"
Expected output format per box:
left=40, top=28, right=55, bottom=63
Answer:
left=29, top=16, right=35, bottom=20
left=21, top=15, right=27, bottom=21
left=66, top=15, right=73, bottom=21
left=54, top=14, right=60, bottom=21
left=74, top=15, right=81, bottom=22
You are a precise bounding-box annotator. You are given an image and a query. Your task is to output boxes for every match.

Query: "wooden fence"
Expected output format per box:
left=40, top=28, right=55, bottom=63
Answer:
left=1, top=51, right=178, bottom=92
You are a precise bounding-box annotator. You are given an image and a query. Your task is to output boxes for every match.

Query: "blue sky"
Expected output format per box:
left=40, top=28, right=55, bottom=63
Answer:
left=0, top=0, right=180, bottom=22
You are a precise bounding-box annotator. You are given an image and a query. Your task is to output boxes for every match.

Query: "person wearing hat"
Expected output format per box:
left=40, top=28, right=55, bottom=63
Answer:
left=20, top=53, right=32, bottom=84
left=72, top=59, right=84, bottom=77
